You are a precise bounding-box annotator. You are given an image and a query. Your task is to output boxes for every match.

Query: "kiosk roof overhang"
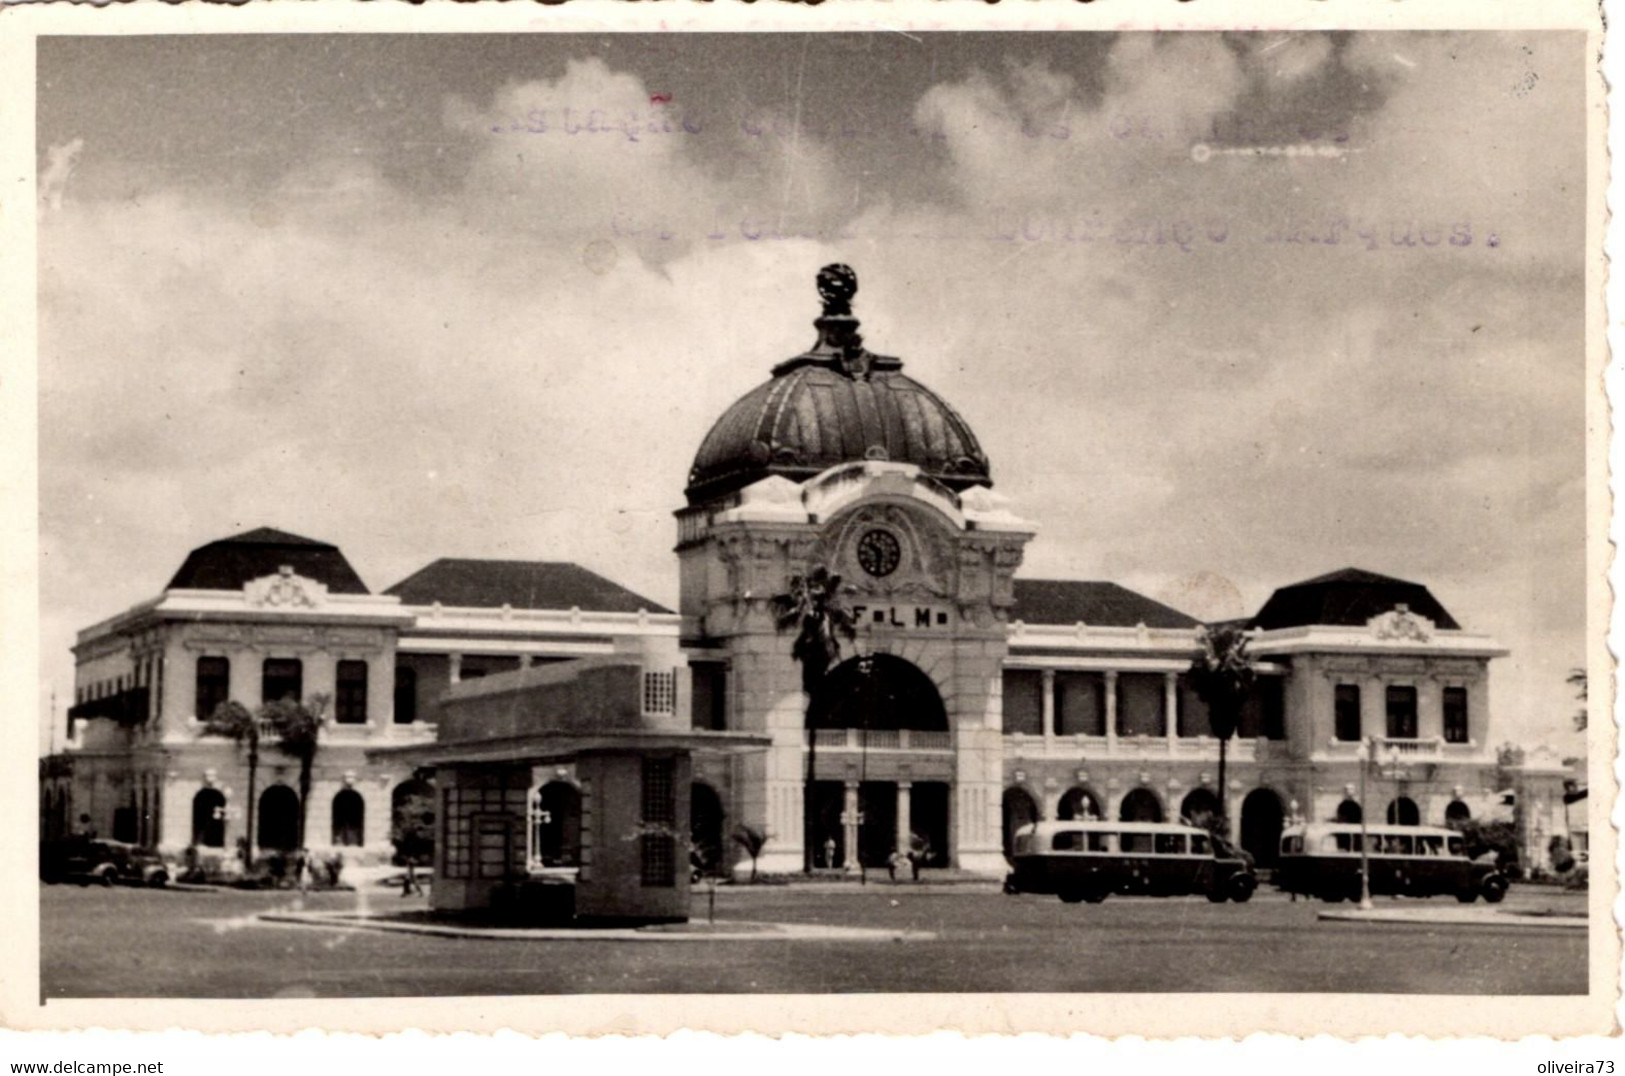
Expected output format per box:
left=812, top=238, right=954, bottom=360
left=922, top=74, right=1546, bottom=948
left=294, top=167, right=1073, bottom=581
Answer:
left=368, top=727, right=772, bottom=768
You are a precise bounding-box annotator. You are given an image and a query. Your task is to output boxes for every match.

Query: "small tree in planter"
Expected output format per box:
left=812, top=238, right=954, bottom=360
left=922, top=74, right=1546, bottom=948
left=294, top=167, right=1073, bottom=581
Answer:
left=732, top=823, right=770, bottom=884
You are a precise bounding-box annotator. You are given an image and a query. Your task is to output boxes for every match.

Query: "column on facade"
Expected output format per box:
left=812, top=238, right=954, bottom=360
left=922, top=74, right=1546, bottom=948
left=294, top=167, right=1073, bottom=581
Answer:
left=1104, top=671, right=1119, bottom=752
left=1041, top=669, right=1056, bottom=749
left=448, top=653, right=463, bottom=685
left=1164, top=672, right=1179, bottom=749
left=842, top=781, right=860, bottom=870
left=895, top=781, right=912, bottom=857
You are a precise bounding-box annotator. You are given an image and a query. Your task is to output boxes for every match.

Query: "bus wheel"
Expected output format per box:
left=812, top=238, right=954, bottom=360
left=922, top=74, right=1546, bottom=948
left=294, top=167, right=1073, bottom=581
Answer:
left=1058, top=889, right=1087, bottom=904
left=1455, top=889, right=1479, bottom=904
left=1482, top=877, right=1509, bottom=904
left=1082, top=889, right=1108, bottom=904
left=1227, top=877, right=1256, bottom=904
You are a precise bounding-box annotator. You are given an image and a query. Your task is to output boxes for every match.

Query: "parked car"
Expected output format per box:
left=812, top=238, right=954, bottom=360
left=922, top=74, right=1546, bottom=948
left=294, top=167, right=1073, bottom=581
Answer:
left=40, top=838, right=169, bottom=887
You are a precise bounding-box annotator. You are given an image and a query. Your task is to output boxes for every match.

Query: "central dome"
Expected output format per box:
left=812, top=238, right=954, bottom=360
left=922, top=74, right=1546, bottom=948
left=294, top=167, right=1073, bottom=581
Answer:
left=685, top=266, right=992, bottom=505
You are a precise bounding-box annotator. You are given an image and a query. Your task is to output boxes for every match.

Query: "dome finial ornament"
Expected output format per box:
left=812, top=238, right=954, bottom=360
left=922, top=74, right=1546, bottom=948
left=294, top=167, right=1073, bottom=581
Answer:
left=817, top=264, right=858, bottom=317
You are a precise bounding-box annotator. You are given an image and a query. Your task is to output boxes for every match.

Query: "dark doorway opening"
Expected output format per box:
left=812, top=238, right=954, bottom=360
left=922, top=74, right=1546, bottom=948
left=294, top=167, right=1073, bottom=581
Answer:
left=258, top=785, right=300, bottom=852
left=192, top=788, right=226, bottom=848
left=909, top=781, right=951, bottom=868
left=1240, top=788, right=1284, bottom=868
left=809, top=780, right=846, bottom=869
left=533, top=781, right=582, bottom=867
left=1118, top=787, right=1164, bottom=823
left=690, top=782, right=726, bottom=875
left=1002, top=787, right=1039, bottom=861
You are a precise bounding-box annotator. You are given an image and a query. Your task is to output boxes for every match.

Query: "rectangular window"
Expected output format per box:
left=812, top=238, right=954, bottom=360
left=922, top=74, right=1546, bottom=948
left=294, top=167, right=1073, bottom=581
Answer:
left=1155, top=833, right=1187, bottom=855
left=195, top=657, right=230, bottom=720
left=393, top=665, right=417, bottom=725
left=335, top=660, right=368, bottom=724
left=262, top=659, right=303, bottom=705
left=642, top=670, right=676, bottom=716
left=1334, top=684, right=1362, bottom=742
left=1442, top=686, right=1469, bottom=744
left=1119, top=832, right=1154, bottom=854
left=1056, top=672, right=1106, bottom=736
left=690, top=662, right=728, bottom=731
left=1386, top=685, right=1419, bottom=739
left=1052, top=831, right=1083, bottom=852
left=1238, top=677, right=1286, bottom=740
left=1116, top=674, right=1166, bottom=738
left=1001, top=671, right=1043, bottom=735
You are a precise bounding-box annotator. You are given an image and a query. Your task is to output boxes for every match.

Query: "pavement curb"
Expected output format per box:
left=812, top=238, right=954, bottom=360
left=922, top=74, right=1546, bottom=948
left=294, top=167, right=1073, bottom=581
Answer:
left=1318, top=908, right=1587, bottom=929
left=257, top=910, right=936, bottom=943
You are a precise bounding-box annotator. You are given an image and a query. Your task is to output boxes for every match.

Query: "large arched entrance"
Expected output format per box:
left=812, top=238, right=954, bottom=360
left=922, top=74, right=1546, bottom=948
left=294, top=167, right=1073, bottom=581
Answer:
left=806, top=654, right=950, bottom=870
left=258, top=785, right=300, bottom=852
left=1179, top=788, right=1222, bottom=830
left=532, top=781, right=582, bottom=868
left=1057, top=787, right=1103, bottom=821
left=1118, top=788, right=1164, bottom=823
left=1240, top=788, right=1285, bottom=868
left=331, top=789, right=365, bottom=847
left=1002, top=787, right=1039, bottom=862
left=691, top=782, right=726, bottom=875
left=1386, top=796, right=1420, bottom=826
left=192, top=788, right=226, bottom=848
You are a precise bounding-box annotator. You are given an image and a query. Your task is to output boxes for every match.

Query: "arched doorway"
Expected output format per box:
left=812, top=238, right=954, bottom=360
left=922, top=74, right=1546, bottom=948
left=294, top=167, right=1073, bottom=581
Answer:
left=1118, top=788, right=1164, bottom=823
left=331, top=789, right=365, bottom=847
left=1057, top=786, right=1103, bottom=821
left=690, top=782, right=725, bottom=875
left=391, top=777, right=435, bottom=864
left=1240, top=788, right=1285, bottom=868
left=532, top=781, right=582, bottom=868
left=808, top=654, right=949, bottom=732
left=1002, top=787, right=1039, bottom=861
left=258, top=785, right=300, bottom=852
left=1336, top=799, right=1363, bottom=824
left=192, top=788, right=226, bottom=848
left=1179, top=788, right=1222, bottom=830
left=1445, top=800, right=1472, bottom=827
left=1386, top=796, right=1420, bottom=826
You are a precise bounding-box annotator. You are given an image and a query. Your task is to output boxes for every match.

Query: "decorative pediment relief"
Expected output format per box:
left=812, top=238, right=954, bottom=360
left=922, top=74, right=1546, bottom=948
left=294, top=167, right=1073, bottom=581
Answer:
left=819, top=502, right=957, bottom=601
left=1368, top=604, right=1435, bottom=643
left=245, top=566, right=328, bottom=610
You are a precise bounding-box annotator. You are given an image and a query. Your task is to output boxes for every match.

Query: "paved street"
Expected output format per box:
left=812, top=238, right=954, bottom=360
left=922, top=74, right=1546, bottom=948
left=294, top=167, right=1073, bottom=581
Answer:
left=40, top=882, right=1587, bottom=998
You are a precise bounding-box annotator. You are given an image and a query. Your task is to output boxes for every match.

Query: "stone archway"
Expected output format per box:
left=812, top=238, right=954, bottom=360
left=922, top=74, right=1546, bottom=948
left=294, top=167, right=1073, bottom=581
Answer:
left=1445, top=799, right=1472, bottom=827
left=1240, top=788, right=1285, bottom=868
left=1179, top=788, right=1223, bottom=830
left=331, top=788, right=365, bottom=848
left=809, top=654, right=948, bottom=732
left=1001, top=787, right=1039, bottom=861
left=1118, top=787, right=1164, bottom=823
left=1057, top=786, right=1103, bottom=821
left=258, top=785, right=300, bottom=852
left=1336, top=799, right=1363, bottom=824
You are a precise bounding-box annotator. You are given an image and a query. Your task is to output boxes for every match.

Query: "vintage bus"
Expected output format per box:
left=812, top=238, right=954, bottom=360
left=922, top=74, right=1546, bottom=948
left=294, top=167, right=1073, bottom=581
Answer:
left=1274, top=823, right=1509, bottom=903
left=1004, top=821, right=1258, bottom=904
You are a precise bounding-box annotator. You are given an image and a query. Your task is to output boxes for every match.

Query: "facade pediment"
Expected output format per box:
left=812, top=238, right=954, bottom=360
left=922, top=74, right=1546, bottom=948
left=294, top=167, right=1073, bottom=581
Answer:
left=245, top=566, right=328, bottom=609
left=1368, top=604, right=1435, bottom=643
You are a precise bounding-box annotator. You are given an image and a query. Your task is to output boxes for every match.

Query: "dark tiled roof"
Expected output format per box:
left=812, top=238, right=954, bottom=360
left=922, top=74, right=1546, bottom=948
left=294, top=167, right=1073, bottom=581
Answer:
left=1012, top=580, right=1201, bottom=629
left=1252, top=567, right=1461, bottom=630
left=166, top=528, right=370, bottom=594
left=385, top=559, right=671, bottom=614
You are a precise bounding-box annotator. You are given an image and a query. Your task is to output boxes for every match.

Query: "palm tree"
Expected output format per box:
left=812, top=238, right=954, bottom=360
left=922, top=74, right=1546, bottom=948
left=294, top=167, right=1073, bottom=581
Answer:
left=772, top=565, right=857, bottom=873
left=1186, top=624, right=1257, bottom=837
left=261, top=693, right=329, bottom=849
left=199, top=700, right=261, bottom=869
left=731, top=823, right=770, bottom=884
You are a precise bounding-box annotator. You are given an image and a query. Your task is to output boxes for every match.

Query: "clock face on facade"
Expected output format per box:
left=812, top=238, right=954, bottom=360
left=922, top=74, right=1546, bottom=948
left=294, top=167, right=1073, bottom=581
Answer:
left=856, top=529, right=902, bottom=577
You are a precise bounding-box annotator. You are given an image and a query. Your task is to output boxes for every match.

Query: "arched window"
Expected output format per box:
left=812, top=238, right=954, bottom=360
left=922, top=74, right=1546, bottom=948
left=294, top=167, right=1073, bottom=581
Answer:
left=1336, top=799, right=1363, bottom=824
left=1445, top=799, right=1472, bottom=827
left=192, top=788, right=226, bottom=848
left=258, top=785, right=300, bottom=852
left=1179, top=788, right=1222, bottom=829
left=331, top=788, right=365, bottom=847
left=1386, top=796, right=1420, bottom=826
left=690, top=782, right=726, bottom=875
left=1002, top=787, right=1040, bottom=861
left=1057, top=786, right=1103, bottom=821
left=1240, top=788, right=1285, bottom=868
left=1118, top=787, right=1164, bottom=823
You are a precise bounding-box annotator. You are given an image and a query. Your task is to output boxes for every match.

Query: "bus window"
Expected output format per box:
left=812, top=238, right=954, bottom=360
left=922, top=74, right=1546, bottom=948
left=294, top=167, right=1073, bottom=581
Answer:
left=1191, top=834, right=1212, bottom=856
left=1120, top=832, right=1153, bottom=854
left=1155, top=833, right=1187, bottom=855
left=1333, top=833, right=1355, bottom=853
left=1383, top=835, right=1412, bottom=855
left=1281, top=835, right=1303, bottom=855
left=1418, top=835, right=1444, bottom=856
left=1087, top=832, right=1112, bottom=853
left=1447, top=836, right=1465, bottom=857
left=1052, top=831, right=1084, bottom=852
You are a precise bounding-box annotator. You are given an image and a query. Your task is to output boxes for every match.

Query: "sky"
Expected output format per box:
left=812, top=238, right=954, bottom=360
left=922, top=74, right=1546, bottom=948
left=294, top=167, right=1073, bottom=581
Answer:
left=35, top=31, right=1590, bottom=758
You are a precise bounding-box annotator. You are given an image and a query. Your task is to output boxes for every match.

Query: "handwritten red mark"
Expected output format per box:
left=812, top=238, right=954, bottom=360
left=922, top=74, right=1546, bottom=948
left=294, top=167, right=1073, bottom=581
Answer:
left=650, top=94, right=672, bottom=105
